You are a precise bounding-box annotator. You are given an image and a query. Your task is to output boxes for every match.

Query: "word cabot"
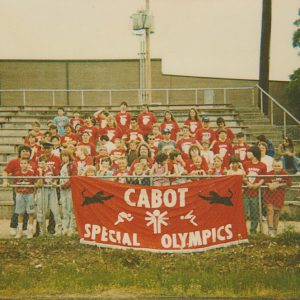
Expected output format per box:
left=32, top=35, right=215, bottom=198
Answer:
left=71, top=176, right=248, bottom=253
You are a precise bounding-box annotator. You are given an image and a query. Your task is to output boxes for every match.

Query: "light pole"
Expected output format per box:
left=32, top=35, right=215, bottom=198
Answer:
left=131, top=0, right=154, bottom=104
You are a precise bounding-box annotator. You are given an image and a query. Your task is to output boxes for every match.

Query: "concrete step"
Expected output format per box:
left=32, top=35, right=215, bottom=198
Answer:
left=0, top=189, right=13, bottom=201
left=0, top=145, right=17, bottom=152
left=0, top=130, right=29, bottom=136
left=0, top=137, right=23, bottom=144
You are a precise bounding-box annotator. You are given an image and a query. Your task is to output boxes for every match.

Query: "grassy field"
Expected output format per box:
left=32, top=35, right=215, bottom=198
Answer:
left=0, top=232, right=299, bottom=299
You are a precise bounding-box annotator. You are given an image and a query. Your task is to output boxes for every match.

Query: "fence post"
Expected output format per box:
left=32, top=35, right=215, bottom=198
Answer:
left=260, top=90, right=263, bottom=113
left=270, top=101, right=274, bottom=125
left=52, top=91, right=56, bottom=106
left=166, top=90, right=169, bottom=105
left=223, top=89, right=227, bottom=104
left=41, top=186, right=47, bottom=235
left=109, top=90, right=112, bottom=106
left=258, top=187, right=263, bottom=233
left=81, top=90, right=84, bottom=106
left=252, top=88, right=255, bottom=106
left=23, top=90, right=26, bottom=106
left=195, top=89, right=198, bottom=104
left=283, top=112, right=287, bottom=137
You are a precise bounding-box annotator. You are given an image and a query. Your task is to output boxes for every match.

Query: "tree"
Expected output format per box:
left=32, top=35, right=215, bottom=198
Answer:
left=258, top=0, right=272, bottom=115
left=287, top=11, right=300, bottom=119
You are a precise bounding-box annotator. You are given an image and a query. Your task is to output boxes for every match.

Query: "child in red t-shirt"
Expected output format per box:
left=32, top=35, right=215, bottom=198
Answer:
left=14, top=158, right=36, bottom=239
left=263, top=159, right=292, bottom=237
left=243, top=146, right=267, bottom=234
left=70, top=111, right=84, bottom=131
left=115, top=101, right=131, bottom=135
left=137, top=104, right=157, bottom=138
left=233, top=132, right=249, bottom=163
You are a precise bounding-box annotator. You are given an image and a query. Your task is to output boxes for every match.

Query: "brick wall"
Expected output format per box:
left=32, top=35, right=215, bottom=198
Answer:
left=0, top=59, right=289, bottom=109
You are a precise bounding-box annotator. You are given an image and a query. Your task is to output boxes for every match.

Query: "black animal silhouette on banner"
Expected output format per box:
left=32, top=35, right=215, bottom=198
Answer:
left=81, top=188, right=113, bottom=206
left=198, top=189, right=234, bottom=206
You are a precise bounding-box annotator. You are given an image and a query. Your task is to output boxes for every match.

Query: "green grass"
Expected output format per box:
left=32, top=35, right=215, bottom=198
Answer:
left=0, top=233, right=299, bottom=298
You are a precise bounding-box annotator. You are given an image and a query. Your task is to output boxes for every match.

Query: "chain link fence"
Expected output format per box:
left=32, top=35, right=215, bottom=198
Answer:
left=1, top=175, right=299, bottom=238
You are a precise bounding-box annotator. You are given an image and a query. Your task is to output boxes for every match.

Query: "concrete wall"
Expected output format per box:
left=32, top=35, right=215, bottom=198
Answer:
left=0, top=59, right=289, bottom=109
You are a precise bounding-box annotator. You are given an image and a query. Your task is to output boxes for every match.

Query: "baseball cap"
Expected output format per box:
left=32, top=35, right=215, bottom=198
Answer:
left=162, top=128, right=171, bottom=134
left=202, top=116, right=210, bottom=122
left=42, top=142, right=54, bottom=148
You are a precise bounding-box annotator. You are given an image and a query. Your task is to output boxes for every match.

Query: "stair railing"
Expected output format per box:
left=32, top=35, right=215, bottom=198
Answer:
left=256, top=85, right=300, bottom=137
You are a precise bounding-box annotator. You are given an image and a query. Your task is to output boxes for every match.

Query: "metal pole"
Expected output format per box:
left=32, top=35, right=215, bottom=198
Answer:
left=224, top=89, right=227, bottom=104
left=252, top=88, right=255, bottom=106
left=109, top=90, right=112, bottom=106
left=166, top=90, right=169, bottom=105
left=258, top=187, right=263, bottom=233
left=283, top=112, right=287, bottom=137
left=23, top=90, right=26, bottom=106
left=81, top=90, right=84, bottom=106
left=260, top=90, right=263, bottom=113
left=52, top=91, right=55, bottom=106
left=42, top=186, right=47, bottom=236
left=270, top=101, right=273, bottom=125
left=195, top=89, right=198, bottom=104
left=145, top=0, right=152, bottom=103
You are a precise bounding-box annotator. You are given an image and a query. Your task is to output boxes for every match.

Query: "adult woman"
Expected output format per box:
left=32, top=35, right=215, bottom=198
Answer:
left=278, top=137, right=300, bottom=174
left=184, top=108, right=202, bottom=136
left=159, top=111, right=180, bottom=142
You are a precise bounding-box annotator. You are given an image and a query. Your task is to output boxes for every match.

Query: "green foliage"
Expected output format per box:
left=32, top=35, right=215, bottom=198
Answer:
left=292, top=17, right=300, bottom=48
left=287, top=11, right=300, bottom=119
left=0, top=236, right=299, bottom=298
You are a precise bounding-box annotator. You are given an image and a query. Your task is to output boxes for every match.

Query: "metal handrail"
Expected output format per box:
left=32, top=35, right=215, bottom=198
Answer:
left=0, top=86, right=256, bottom=107
left=256, top=85, right=300, bottom=136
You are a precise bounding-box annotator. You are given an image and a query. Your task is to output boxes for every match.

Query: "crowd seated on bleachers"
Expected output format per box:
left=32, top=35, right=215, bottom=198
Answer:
left=2, top=103, right=299, bottom=238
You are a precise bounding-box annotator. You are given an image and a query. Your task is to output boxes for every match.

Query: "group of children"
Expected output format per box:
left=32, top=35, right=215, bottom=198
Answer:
left=3, top=102, right=297, bottom=238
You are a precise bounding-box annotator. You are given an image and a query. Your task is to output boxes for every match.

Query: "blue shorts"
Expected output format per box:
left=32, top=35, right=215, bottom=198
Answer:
left=15, top=193, right=35, bottom=214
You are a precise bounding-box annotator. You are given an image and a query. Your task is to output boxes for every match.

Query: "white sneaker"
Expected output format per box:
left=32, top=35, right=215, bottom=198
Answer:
left=27, top=229, right=33, bottom=239
left=15, top=229, right=22, bottom=239
left=67, top=228, right=74, bottom=237
left=10, top=227, right=17, bottom=236
left=54, top=225, right=62, bottom=236
left=268, top=230, right=275, bottom=238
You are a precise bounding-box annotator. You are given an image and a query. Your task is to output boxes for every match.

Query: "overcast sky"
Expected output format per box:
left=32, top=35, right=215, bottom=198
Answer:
left=0, top=0, right=299, bottom=81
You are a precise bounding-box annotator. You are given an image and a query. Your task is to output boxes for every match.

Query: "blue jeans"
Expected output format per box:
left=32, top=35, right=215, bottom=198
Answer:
left=281, top=156, right=300, bottom=172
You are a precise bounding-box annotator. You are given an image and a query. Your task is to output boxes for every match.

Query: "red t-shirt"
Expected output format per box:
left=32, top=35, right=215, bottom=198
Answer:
left=61, top=133, right=78, bottom=147
left=195, top=128, right=216, bottom=144
left=77, top=142, right=96, bottom=157
left=115, top=112, right=131, bottom=135
left=184, top=119, right=202, bottom=135
left=212, top=139, right=233, bottom=169
left=123, top=129, right=144, bottom=142
left=243, top=161, right=267, bottom=197
left=137, top=112, right=157, bottom=136
left=74, top=156, right=94, bottom=175
left=176, top=137, right=197, bottom=160
left=79, top=125, right=99, bottom=145
left=160, top=121, right=180, bottom=141
left=215, top=127, right=235, bottom=142
left=185, top=157, right=209, bottom=173
left=102, top=126, right=123, bottom=142
left=46, top=155, right=62, bottom=176
left=263, top=170, right=291, bottom=208
left=4, top=158, right=37, bottom=175
left=233, top=143, right=249, bottom=163
left=14, top=169, right=36, bottom=194
left=70, top=118, right=84, bottom=130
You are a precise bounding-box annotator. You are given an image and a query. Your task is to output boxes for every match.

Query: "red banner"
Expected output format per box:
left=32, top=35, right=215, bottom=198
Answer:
left=70, top=176, right=248, bottom=253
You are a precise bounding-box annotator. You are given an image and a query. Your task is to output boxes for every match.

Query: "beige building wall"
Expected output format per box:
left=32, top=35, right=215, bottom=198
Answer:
left=0, top=59, right=289, bottom=110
